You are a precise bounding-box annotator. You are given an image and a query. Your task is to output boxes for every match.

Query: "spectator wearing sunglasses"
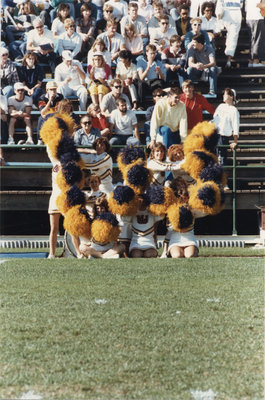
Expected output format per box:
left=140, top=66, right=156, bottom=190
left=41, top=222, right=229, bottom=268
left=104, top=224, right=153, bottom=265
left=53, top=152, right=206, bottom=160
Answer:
left=57, top=18, right=82, bottom=61
left=150, top=15, right=178, bottom=53
left=74, top=114, right=101, bottom=146
left=174, top=4, right=192, bottom=42
left=184, top=17, right=210, bottom=50
left=100, top=78, right=131, bottom=117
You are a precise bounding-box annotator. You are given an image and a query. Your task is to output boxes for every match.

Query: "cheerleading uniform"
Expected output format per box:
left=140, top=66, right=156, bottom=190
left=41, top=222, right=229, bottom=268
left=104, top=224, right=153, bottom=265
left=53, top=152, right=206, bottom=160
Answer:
left=91, top=240, right=114, bottom=253
left=167, top=226, right=198, bottom=252
left=129, top=210, right=163, bottom=252
left=80, top=152, right=113, bottom=195
left=147, top=159, right=184, bottom=186
left=47, top=146, right=61, bottom=214
left=117, top=215, right=132, bottom=243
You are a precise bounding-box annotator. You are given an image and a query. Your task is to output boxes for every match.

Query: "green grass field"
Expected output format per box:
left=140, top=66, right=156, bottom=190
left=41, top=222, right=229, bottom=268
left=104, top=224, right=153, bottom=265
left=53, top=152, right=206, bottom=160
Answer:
left=0, top=255, right=264, bottom=400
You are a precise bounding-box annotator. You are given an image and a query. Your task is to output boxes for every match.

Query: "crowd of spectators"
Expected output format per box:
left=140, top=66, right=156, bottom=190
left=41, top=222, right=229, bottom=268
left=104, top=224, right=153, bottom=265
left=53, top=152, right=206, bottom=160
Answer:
left=0, top=0, right=264, bottom=148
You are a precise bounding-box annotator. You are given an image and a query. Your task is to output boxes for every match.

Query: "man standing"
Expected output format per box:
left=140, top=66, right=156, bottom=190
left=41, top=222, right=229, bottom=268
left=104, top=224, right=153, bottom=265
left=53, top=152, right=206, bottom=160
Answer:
left=8, top=82, right=33, bottom=145
left=55, top=50, right=88, bottom=111
left=187, top=32, right=217, bottom=96
left=109, top=97, right=140, bottom=147
left=150, top=87, right=187, bottom=149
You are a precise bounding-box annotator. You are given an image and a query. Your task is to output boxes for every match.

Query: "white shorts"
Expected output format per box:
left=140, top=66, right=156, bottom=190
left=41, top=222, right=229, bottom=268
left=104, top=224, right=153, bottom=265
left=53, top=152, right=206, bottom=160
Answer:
left=168, top=229, right=197, bottom=252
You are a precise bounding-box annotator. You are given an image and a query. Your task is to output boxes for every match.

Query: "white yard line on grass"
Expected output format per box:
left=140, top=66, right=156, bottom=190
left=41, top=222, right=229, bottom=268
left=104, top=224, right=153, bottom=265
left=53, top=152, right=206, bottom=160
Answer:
left=190, top=389, right=217, bottom=400
left=95, top=299, right=108, bottom=304
left=20, top=390, right=43, bottom=399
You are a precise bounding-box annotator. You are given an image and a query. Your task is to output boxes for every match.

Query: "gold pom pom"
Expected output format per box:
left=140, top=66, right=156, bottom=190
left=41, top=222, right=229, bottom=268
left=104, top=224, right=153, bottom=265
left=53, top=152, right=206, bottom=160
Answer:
left=64, top=205, right=91, bottom=239
left=56, top=192, right=70, bottom=215
left=189, top=180, right=225, bottom=215
left=56, top=112, right=75, bottom=135
left=108, top=193, right=141, bottom=216
left=190, top=121, right=215, bottom=137
left=149, top=187, right=177, bottom=216
left=91, top=219, right=120, bottom=243
left=183, top=134, right=206, bottom=156
left=181, top=151, right=217, bottom=180
left=167, top=203, right=194, bottom=233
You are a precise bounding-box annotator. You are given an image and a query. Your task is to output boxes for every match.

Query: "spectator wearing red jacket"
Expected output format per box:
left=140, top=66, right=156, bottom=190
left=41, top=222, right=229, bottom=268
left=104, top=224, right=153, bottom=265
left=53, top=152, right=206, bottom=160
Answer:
left=179, top=79, right=215, bottom=132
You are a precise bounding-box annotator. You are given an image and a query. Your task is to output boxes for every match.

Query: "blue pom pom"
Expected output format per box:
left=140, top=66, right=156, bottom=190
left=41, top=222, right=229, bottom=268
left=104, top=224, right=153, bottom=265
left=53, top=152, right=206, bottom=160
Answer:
left=113, top=185, right=135, bottom=204
left=95, top=212, right=119, bottom=226
left=79, top=207, right=91, bottom=221
left=179, top=206, right=193, bottom=229
left=127, top=164, right=149, bottom=186
left=57, top=135, right=80, bottom=162
left=200, top=163, right=224, bottom=183
left=204, top=130, right=218, bottom=153
left=198, top=186, right=216, bottom=207
left=67, top=184, right=86, bottom=207
left=145, top=185, right=165, bottom=204
left=63, top=162, right=83, bottom=185
left=119, top=146, right=145, bottom=165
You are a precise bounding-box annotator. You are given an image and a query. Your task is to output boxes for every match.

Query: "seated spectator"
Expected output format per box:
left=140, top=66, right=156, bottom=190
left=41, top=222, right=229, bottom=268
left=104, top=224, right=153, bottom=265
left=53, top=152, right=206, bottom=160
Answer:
left=26, top=17, right=56, bottom=73
left=150, top=14, right=178, bottom=53
left=87, top=52, right=112, bottom=107
left=51, top=3, right=70, bottom=37
left=8, top=81, right=33, bottom=145
left=100, top=78, right=131, bottom=117
left=104, top=0, right=128, bottom=21
left=97, top=18, right=126, bottom=64
left=87, top=103, right=111, bottom=138
left=74, top=113, right=101, bottom=146
left=161, top=34, right=186, bottom=86
left=55, top=50, right=87, bottom=111
left=201, top=2, right=221, bottom=47
left=36, top=81, right=64, bottom=144
left=180, top=79, right=215, bottom=132
left=184, top=17, right=210, bottom=50
left=170, top=0, right=191, bottom=21
left=190, top=0, right=214, bottom=18
left=56, top=98, right=80, bottom=129
left=94, top=3, right=115, bottom=37
left=6, top=0, right=37, bottom=45
left=0, top=94, right=9, bottom=144
left=57, top=18, right=82, bottom=61
left=17, top=51, right=44, bottom=107
left=0, top=48, right=19, bottom=99
left=144, top=88, right=166, bottom=146
left=174, top=4, right=192, bottom=43
left=120, top=2, right=148, bottom=48
left=137, top=0, right=154, bottom=23
left=50, top=0, right=75, bottom=23
left=187, top=32, right=217, bottom=96
left=76, top=3, right=96, bottom=61
left=75, top=0, right=97, bottom=20
left=109, top=97, right=140, bottom=147
left=123, top=23, right=143, bottom=63
left=150, top=86, right=187, bottom=149
left=116, top=50, right=139, bottom=110
left=87, top=38, right=112, bottom=67
left=137, top=44, right=166, bottom=108
left=148, top=1, right=176, bottom=35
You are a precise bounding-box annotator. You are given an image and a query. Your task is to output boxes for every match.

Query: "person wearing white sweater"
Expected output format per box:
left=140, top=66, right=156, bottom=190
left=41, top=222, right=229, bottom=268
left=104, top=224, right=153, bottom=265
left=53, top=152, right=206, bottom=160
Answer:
left=213, top=88, right=239, bottom=165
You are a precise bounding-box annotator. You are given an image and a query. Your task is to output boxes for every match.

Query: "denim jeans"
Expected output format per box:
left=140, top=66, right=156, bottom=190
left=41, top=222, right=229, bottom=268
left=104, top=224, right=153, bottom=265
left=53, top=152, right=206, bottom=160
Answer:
left=158, top=126, right=181, bottom=149
left=187, top=66, right=217, bottom=93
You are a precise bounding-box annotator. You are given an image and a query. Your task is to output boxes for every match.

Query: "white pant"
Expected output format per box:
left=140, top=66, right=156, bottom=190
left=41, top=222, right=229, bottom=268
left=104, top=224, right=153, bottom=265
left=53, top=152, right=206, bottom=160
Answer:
left=222, top=9, right=242, bottom=57
left=58, top=84, right=88, bottom=111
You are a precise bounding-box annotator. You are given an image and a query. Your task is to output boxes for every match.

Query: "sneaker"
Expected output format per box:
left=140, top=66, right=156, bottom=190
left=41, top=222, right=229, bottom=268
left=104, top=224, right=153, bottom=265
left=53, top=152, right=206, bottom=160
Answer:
left=25, top=138, right=34, bottom=145
left=7, top=137, right=15, bottom=145
left=32, top=104, right=38, bottom=110
left=207, top=91, right=217, bottom=98
left=14, top=56, right=23, bottom=63
left=248, top=63, right=253, bottom=68
left=224, top=61, right=231, bottom=69
left=37, top=139, right=44, bottom=146
left=77, top=253, right=86, bottom=259
left=252, top=63, right=265, bottom=68
left=17, top=140, right=25, bottom=145
left=47, top=254, right=56, bottom=259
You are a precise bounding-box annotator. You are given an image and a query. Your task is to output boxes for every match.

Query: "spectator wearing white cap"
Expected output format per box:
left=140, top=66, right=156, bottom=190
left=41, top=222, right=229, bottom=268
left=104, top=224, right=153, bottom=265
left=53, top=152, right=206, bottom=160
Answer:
left=26, top=17, right=56, bottom=73
left=55, top=50, right=88, bottom=111
left=7, top=82, right=33, bottom=145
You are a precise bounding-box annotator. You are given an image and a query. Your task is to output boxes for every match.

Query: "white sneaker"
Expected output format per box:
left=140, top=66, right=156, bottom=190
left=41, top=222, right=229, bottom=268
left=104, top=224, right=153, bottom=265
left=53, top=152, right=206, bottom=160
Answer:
left=47, top=254, right=56, bottom=259
left=7, top=137, right=15, bottom=145
left=37, top=139, right=44, bottom=145
left=252, top=63, right=265, bottom=68
left=248, top=63, right=253, bottom=68
left=25, top=138, right=34, bottom=145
